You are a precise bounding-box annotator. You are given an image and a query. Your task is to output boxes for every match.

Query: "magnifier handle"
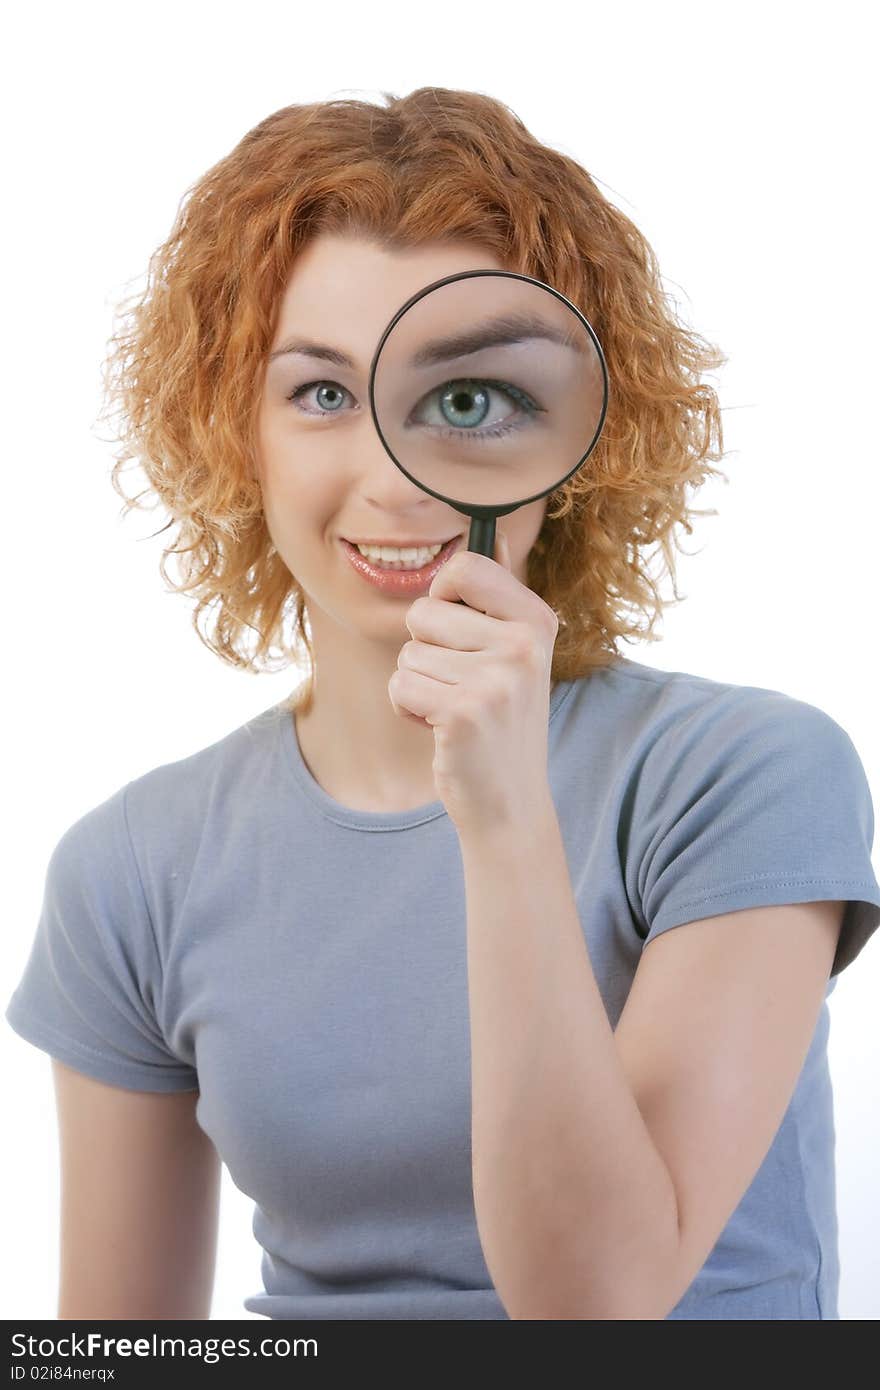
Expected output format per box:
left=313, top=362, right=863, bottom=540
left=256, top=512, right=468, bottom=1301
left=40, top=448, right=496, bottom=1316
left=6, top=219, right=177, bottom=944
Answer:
left=467, top=514, right=496, bottom=558
left=454, top=514, right=498, bottom=608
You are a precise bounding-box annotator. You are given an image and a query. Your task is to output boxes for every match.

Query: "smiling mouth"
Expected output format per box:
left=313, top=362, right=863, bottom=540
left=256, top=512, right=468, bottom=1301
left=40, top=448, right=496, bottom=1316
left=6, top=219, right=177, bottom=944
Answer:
left=340, top=534, right=463, bottom=575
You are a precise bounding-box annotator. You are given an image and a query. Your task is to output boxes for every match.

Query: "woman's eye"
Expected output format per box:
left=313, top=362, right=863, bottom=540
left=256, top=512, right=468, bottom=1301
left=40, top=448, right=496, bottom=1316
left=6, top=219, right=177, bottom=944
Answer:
left=409, top=378, right=543, bottom=443
left=287, top=381, right=353, bottom=415
left=286, top=376, right=544, bottom=444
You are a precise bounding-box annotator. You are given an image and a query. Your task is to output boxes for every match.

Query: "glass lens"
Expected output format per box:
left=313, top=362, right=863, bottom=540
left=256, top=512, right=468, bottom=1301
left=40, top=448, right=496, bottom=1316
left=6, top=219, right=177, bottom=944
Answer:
left=371, top=272, right=606, bottom=509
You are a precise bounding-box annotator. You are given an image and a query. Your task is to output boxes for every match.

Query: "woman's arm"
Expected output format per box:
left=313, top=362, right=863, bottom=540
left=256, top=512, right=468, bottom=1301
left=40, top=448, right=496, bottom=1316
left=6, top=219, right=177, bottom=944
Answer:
left=52, top=1060, right=221, bottom=1320
left=458, top=800, right=841, bottom=1320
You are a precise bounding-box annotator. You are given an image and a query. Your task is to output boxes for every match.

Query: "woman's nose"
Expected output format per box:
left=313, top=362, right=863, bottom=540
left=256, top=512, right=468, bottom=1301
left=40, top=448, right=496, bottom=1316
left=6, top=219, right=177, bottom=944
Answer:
left=355, top=428, right=434, bottom=507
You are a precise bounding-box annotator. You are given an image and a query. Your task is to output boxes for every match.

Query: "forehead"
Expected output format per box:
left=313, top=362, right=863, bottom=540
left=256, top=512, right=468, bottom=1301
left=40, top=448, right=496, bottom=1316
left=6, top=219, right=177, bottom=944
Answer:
left=270, top=231, right=510, bottom=344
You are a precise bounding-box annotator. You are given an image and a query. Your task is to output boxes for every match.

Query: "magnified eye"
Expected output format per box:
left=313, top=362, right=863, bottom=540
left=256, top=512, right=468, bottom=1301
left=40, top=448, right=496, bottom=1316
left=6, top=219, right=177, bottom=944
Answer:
left=410, top=378, right=544, bottom=443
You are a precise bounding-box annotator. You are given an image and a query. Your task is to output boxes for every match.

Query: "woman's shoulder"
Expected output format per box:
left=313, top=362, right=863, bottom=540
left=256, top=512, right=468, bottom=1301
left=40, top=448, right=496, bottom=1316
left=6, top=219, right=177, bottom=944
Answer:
left=50, top=704, right=286, bottom=878
left=572, top=655, right=847, bottom=743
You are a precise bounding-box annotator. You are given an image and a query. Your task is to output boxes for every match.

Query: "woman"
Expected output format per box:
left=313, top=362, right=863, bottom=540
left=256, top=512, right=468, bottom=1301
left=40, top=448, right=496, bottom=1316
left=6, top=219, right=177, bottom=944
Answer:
left=6, top=88, right=879, bottom=1321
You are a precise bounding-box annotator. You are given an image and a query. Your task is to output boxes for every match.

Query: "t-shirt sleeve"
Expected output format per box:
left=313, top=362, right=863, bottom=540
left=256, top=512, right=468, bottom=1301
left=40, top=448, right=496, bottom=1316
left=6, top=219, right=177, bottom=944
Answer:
left=630, top=690, right=880, bottom=978
left=5, top=784, right=199, bottom=1092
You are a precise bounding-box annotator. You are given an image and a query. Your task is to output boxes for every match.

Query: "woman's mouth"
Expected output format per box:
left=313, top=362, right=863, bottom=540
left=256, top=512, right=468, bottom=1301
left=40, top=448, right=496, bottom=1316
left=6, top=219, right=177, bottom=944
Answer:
left=339, top=534, right=463, bottom=596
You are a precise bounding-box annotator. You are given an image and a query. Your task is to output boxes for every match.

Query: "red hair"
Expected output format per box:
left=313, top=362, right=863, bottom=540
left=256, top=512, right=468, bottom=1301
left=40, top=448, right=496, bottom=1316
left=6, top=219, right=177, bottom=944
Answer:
left=98, top=88, right=728, bottom=713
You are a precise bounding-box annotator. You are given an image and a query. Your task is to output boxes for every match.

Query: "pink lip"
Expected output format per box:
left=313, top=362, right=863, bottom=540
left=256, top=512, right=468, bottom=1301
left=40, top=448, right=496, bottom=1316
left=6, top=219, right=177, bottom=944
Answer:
left=340, top=535, right=463, bottom=596
left=343, top=537, right=459, bottom=547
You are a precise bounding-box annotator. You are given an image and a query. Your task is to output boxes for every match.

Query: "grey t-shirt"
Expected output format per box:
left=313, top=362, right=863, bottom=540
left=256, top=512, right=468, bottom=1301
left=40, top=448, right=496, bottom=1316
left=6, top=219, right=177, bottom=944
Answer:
left=7, top=655, right=880, bottom=1320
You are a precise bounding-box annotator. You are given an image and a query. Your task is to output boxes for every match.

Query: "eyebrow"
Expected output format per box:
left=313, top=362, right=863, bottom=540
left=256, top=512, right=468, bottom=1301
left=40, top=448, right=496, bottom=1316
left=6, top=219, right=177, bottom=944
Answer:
left=267, top=312, right=584, bottom=370
left=268, top=338, right=356, bottom=367
left=409, top=312, right=585, bottom=367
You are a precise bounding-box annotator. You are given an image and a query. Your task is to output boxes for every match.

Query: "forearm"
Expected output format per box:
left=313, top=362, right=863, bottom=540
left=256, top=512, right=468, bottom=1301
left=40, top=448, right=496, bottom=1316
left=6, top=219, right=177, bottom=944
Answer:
left=457, top=796, right=680, bottom=1320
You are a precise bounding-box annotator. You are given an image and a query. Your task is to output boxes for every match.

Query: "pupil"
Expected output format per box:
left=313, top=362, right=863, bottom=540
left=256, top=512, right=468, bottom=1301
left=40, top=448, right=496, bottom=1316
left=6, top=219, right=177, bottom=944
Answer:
left=441, top=381, right=489, bottom=428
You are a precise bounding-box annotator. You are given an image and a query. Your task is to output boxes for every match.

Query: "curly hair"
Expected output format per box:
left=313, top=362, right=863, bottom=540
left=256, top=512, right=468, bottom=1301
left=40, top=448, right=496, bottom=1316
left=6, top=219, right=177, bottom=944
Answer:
left=97, top=87, right=728, bottom=717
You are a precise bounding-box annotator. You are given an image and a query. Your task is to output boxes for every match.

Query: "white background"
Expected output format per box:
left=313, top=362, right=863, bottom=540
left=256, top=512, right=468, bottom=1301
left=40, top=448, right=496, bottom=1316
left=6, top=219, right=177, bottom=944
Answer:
left=2, top=0, right=878, bottom=1321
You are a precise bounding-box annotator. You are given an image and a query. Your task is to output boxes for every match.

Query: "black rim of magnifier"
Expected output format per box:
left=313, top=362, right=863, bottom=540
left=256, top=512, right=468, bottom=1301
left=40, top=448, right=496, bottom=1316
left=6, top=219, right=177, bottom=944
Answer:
left=367, top=268, right=610, bottom=528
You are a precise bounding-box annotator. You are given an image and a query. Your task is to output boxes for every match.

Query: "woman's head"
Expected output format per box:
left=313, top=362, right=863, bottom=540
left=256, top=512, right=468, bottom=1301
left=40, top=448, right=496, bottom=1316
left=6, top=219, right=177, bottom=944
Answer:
left=254, top=231, right=552, bottom=678
left=100, top=87, right=727, bottom=714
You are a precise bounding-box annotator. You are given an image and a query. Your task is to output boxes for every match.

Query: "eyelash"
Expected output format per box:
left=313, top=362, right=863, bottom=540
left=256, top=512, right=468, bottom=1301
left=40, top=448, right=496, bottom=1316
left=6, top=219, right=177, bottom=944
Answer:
left=285, top=379, right=542, bottom=443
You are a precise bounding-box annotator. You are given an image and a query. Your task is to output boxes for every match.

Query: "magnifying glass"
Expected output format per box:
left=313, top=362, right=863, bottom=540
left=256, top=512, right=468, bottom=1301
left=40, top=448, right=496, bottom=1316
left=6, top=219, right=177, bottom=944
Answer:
left=368, top=269, right=608, bottom=580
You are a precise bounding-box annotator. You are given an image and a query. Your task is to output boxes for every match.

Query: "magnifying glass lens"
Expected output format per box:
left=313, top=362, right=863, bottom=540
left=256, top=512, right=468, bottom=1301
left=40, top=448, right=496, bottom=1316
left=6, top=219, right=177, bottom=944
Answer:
left=370, top=271, right=607, bottom=521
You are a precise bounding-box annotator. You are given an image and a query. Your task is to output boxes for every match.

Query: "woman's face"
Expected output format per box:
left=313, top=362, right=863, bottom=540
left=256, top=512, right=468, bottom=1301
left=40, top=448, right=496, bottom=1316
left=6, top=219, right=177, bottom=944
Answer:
left=254, top=232, right=549, bottom=646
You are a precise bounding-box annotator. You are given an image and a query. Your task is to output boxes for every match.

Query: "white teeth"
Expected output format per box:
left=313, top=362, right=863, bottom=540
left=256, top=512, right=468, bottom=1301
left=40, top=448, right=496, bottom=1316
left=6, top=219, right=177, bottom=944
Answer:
left=355, top=541, right=445, bottom=565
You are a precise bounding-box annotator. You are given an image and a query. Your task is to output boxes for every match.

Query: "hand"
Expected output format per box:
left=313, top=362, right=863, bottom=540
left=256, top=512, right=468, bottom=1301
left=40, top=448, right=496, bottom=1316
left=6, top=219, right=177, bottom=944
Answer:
left=388, top=528, right=559, bottom=836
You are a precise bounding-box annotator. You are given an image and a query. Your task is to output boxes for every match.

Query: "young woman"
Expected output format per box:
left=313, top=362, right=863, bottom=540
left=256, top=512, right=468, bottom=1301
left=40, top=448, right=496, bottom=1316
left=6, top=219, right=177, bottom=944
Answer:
left=6, top=88, right=879, bottom=1322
